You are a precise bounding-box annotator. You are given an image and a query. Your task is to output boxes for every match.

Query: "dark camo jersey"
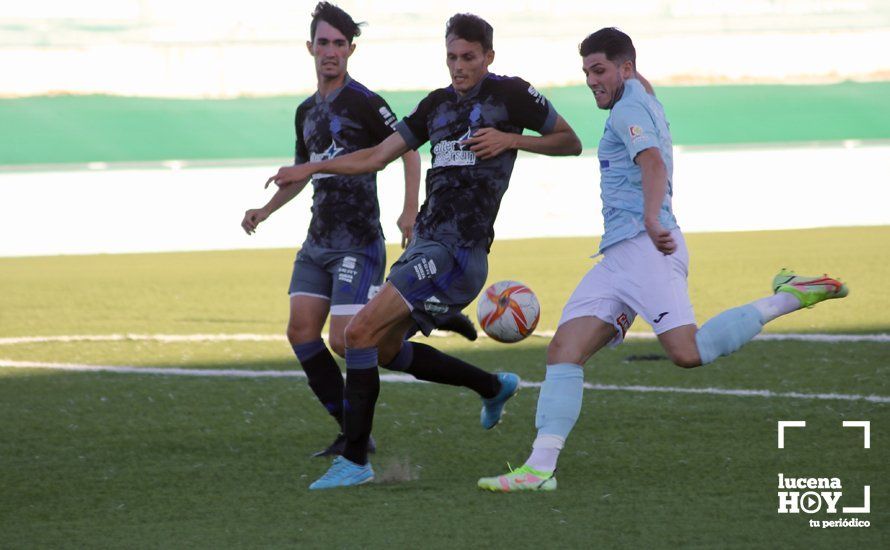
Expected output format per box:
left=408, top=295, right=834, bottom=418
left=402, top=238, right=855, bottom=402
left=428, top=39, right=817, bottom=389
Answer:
left=396, top=73, right=557, bottom=250
left=295, top=75, right=399, bottom=249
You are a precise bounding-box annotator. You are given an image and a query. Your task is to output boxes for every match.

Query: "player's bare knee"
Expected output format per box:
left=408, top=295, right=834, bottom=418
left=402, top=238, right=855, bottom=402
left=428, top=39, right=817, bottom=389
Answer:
left=344, top=319, right=373, bottom=349
left=670, top=350, right=702, bottom=369
left=547, top=336, right=581, bottom=365
left=286, top=321, right=316, bottom=346
left=328, top=335, right=346, bottom=358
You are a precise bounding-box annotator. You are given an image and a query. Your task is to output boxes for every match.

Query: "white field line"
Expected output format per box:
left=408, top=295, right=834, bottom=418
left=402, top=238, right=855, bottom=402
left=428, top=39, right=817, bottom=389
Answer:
left=1, top=361, right=888, bottom=405
left=2, top=332, right=887, bottom=404
left=1, top=332, right=889, bottom=346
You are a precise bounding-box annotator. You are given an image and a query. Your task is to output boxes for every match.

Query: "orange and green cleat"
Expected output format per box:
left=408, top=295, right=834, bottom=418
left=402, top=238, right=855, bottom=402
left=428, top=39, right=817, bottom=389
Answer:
left=477, top=464, right=557, bottom=492
left=772, top=268, right=849, bottom=308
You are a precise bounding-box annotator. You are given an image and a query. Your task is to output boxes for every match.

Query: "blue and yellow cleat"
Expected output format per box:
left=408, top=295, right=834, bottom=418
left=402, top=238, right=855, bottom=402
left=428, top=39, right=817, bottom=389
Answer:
left=772, top=268, right=849, bottom=308
left=309, top=456, right=374, bottom=490
left=481, top=372, right=520, bottom=429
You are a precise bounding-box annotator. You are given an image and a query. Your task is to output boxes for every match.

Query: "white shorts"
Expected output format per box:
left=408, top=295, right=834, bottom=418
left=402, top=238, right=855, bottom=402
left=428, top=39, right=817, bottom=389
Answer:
left=559, top=229, right=696, bottom=345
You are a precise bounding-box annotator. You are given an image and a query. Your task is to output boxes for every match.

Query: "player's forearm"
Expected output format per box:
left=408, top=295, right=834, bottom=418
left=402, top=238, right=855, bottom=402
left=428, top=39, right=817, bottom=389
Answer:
left=513, top=129, right=582, bottom=156
left=312, top=131, right=412, bottom=178
left=309, top=147, right=387, bottom=176
left=265, top=178, right=308, bottom=214
left=400, top=150, right=421, bottom=211
left=639, top=156, right=668, bottom=223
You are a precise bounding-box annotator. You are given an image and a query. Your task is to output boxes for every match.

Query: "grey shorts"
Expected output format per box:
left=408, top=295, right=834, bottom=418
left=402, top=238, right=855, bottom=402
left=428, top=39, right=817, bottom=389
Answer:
left=288, top=239, right=386, bottom=316
left=386, top=237, right=488, bottom=336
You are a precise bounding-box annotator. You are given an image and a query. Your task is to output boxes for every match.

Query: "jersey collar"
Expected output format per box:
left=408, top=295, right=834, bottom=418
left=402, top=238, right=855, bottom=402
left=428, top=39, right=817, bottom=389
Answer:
left=314, top=74, right=352, bottom=105
left=452, top=72, right=491, bottom=102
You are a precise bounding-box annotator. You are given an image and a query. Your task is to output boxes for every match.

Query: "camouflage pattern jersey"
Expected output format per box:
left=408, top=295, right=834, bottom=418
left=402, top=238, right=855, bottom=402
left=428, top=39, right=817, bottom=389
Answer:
left=295, top=75, right=400, bottom=249
left=395, top=73, right=558, bottom=251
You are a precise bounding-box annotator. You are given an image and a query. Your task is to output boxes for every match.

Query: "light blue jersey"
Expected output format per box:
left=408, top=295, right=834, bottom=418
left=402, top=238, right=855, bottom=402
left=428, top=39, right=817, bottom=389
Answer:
left=597, top=78, right=678, bottom=252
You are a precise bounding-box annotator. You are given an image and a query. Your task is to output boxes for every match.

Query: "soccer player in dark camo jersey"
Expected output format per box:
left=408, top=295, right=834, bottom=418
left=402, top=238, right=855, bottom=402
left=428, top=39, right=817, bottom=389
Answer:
left=268, top=13, right=583, bottom=490
left=241, top=2, right=423, bottom=458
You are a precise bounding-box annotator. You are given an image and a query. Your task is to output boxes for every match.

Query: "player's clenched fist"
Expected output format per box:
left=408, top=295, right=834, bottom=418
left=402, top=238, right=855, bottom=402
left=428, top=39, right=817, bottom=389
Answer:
left=241, top=207, right=270, bottom=235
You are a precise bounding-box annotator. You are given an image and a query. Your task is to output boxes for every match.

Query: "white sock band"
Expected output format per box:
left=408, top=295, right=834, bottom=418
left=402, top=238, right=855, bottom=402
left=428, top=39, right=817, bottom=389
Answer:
left=750, top=293, right=802, bottom=324
left=532, top=434, right=566, bottom=451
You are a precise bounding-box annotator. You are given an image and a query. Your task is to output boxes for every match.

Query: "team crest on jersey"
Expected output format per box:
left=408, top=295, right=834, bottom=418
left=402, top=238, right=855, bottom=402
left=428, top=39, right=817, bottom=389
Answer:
left=432, top=126, right=476, bottom=168
left=310, top=139, right=345, bottom=179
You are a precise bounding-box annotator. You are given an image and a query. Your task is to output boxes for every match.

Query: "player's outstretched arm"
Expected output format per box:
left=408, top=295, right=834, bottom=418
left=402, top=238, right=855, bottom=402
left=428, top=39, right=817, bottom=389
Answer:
left=397, top=149, right=421, bottom=248
left=266, top=132, right=411, bottom=188
left=464, top=115, right=582, bottom=160
left=242, top=176, right=309, bottom=235
left=636, top=147, right=676, bottom=254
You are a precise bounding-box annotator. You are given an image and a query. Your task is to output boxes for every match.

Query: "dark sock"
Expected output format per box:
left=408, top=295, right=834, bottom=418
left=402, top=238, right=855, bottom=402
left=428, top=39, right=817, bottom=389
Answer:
left=398, top=342, right=499, bottom=399
left=342, top=348, right=380, bottom=466
left=292, top=340, right=344, bottom=429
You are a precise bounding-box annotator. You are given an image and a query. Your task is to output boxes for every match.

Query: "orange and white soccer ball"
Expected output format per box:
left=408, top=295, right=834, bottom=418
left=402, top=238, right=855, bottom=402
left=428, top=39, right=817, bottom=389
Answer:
left=476, top=280, right=541, bottom=343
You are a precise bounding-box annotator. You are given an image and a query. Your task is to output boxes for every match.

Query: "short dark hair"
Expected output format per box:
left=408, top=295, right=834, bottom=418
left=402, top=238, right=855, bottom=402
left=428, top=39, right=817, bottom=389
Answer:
left=445, top=13, right=494, bottom=52
left=579, top=27, right=635, bottom=66
left=310, top=2, right=364, bottom=43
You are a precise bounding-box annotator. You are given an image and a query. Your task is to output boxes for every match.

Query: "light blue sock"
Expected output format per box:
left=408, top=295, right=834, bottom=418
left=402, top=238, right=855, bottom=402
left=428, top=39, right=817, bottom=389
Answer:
left=695, top=304, right=764, bottom=365
left=534, top=363, right=584, bottom=441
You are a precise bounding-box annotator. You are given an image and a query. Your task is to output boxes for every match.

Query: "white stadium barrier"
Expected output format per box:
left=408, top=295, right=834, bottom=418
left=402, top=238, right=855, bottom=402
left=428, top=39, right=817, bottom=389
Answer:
left=1, top=142, right=888, bottom=257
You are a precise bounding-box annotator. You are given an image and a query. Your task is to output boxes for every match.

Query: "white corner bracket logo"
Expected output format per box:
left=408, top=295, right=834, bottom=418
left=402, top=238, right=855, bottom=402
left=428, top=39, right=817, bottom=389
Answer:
left=777, top=420, right=807, bottom=449
left=776, top=420, right=871, bottom=529
left=842, top=420, right=870, bottom=449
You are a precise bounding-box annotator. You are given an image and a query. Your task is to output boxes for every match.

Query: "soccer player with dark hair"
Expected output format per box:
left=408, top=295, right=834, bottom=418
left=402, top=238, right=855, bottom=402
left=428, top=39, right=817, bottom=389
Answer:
left=477, top=27, right=849, bottom=492
left=241, top=2, right=421, bottom=458
left=267, top=12, right=583, bottom=489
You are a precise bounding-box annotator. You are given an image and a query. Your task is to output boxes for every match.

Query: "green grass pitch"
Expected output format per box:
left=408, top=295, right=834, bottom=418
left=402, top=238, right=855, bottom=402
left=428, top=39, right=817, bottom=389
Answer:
left=1, top=227, right=888, bottom=547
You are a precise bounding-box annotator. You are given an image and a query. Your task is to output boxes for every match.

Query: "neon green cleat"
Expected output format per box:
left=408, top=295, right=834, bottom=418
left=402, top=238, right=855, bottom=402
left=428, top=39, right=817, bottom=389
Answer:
left=772, top=268, right=849, bottom=308
left=477, top=464, right=557, bottom=492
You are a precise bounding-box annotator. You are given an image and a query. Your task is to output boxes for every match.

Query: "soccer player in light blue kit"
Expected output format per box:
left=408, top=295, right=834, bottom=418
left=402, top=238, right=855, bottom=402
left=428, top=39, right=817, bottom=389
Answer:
left=478, top=27, right=849, bottom=492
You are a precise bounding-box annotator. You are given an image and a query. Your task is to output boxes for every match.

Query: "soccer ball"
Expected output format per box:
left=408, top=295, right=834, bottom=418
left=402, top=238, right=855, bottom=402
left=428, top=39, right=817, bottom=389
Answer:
left=476, top=280, right=541, bottom=343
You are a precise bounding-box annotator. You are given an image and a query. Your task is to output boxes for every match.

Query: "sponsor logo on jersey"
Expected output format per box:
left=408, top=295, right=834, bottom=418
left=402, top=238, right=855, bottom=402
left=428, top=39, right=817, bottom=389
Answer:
left=310, top=139, right=345, bottom=180
left=432, top=126, right=476, bottom=168
left=378, top=106, right=398, bottom=130
left=628, top=125, right=646, bottom=142
left=412, top=258, right=438, bottom=280
left=338, top=256, right=358, bottom=283
left=527, top=85, right=547, bottom=106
